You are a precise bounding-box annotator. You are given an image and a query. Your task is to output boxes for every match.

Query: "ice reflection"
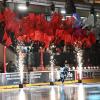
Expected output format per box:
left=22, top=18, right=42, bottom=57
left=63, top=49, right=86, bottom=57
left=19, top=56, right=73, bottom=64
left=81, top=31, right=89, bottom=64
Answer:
left=78, top=84, right=85, bottom=100
left=50, top=87, right=56, bottom=100
left=19, top=89, right=26, bottom=100
left=87, top=94, right=100, bottom=100
left=57, top=86, right=60, bottom=99
left=60, top=85, right=67, bottom=100
left=0, top=84, right=100, bottom=100
left=85, top=86, right=100, bottom=100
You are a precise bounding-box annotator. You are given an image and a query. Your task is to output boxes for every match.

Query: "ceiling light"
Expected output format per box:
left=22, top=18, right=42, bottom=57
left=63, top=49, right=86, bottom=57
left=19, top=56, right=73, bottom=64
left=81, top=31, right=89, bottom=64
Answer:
left=96, top=13, right=99, bottom=17
left=81, top=17, right=85, bottom=19
left=66, top=16, right=71, bottom=17
left=61, top=9, right=66, bottom=14
left=17, top=4, right=28, bottom=11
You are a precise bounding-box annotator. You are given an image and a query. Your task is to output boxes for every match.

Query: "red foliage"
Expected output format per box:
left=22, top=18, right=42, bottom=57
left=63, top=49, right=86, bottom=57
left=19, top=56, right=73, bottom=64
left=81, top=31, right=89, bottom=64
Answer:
left=0, top=8, right=96, bottom=48
left=5, top=36, right=12, bottom=47
left=0, top=13, right=4, bottom=22
left=63, top=16, right=75, bottom=28
left=3, top=31, right=8, bottom=41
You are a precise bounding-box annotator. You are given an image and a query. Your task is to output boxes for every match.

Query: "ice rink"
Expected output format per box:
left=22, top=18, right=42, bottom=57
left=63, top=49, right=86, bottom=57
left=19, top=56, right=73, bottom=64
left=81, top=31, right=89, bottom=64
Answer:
left=0, top=83, right=100, bottom=100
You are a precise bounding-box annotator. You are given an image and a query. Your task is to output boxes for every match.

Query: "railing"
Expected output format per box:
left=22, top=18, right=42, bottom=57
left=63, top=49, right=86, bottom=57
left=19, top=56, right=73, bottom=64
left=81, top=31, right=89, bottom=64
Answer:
left=82, top=69, right=100, bottom=79
left=0, top=69, right=100, bottom=86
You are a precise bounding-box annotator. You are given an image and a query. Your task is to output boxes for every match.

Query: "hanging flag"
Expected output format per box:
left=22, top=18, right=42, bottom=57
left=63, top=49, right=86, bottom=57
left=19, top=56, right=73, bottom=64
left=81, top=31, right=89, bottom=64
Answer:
left=50, top=2, right=55, bottom=12
left=82, top=5, right=96, bottom=28
left=65, top=0, right=76, bottom=14
left=82, top=14, right=95, bottom=29
left=90, top=5, right=97, bottom=26
left=90, top=5, right=95, bottom=15
left=73, top=13, right=82, bottom=28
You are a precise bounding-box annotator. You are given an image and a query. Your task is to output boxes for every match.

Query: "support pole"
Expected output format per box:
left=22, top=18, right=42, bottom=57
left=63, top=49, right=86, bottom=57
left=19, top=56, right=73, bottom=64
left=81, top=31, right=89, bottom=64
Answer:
left=40, top=47, right=44, bottom=70
left=3, top=46, right=6, bottom=73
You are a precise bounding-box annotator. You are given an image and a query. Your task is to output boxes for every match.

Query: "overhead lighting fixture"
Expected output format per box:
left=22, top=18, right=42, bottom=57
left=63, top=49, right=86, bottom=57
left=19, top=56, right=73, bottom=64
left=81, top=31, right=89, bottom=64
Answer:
left=96, top=13, right=99, bottom=17
left=66, top=15, right=71, bottom=17
left=61, top=9, right=66, bottom=14
left=81, top=17, right=85, bottom=19
left=17, top=4, right=28, bottom=11
left=65, top=0, right=76, bottom=14
left=66, top=15, right=85, bottom=19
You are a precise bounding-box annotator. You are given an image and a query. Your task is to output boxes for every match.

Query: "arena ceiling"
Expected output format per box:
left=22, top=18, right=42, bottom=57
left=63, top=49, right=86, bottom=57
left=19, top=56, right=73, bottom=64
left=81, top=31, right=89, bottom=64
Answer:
left=0, top=0, right=100, bottom=17
left=52, top=0, right=100, bottom=3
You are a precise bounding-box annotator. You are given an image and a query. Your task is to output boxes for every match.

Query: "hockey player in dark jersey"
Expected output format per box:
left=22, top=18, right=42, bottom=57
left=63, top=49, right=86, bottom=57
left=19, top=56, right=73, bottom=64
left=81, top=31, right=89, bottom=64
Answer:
left=60, top=63, right=68, bottom=84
